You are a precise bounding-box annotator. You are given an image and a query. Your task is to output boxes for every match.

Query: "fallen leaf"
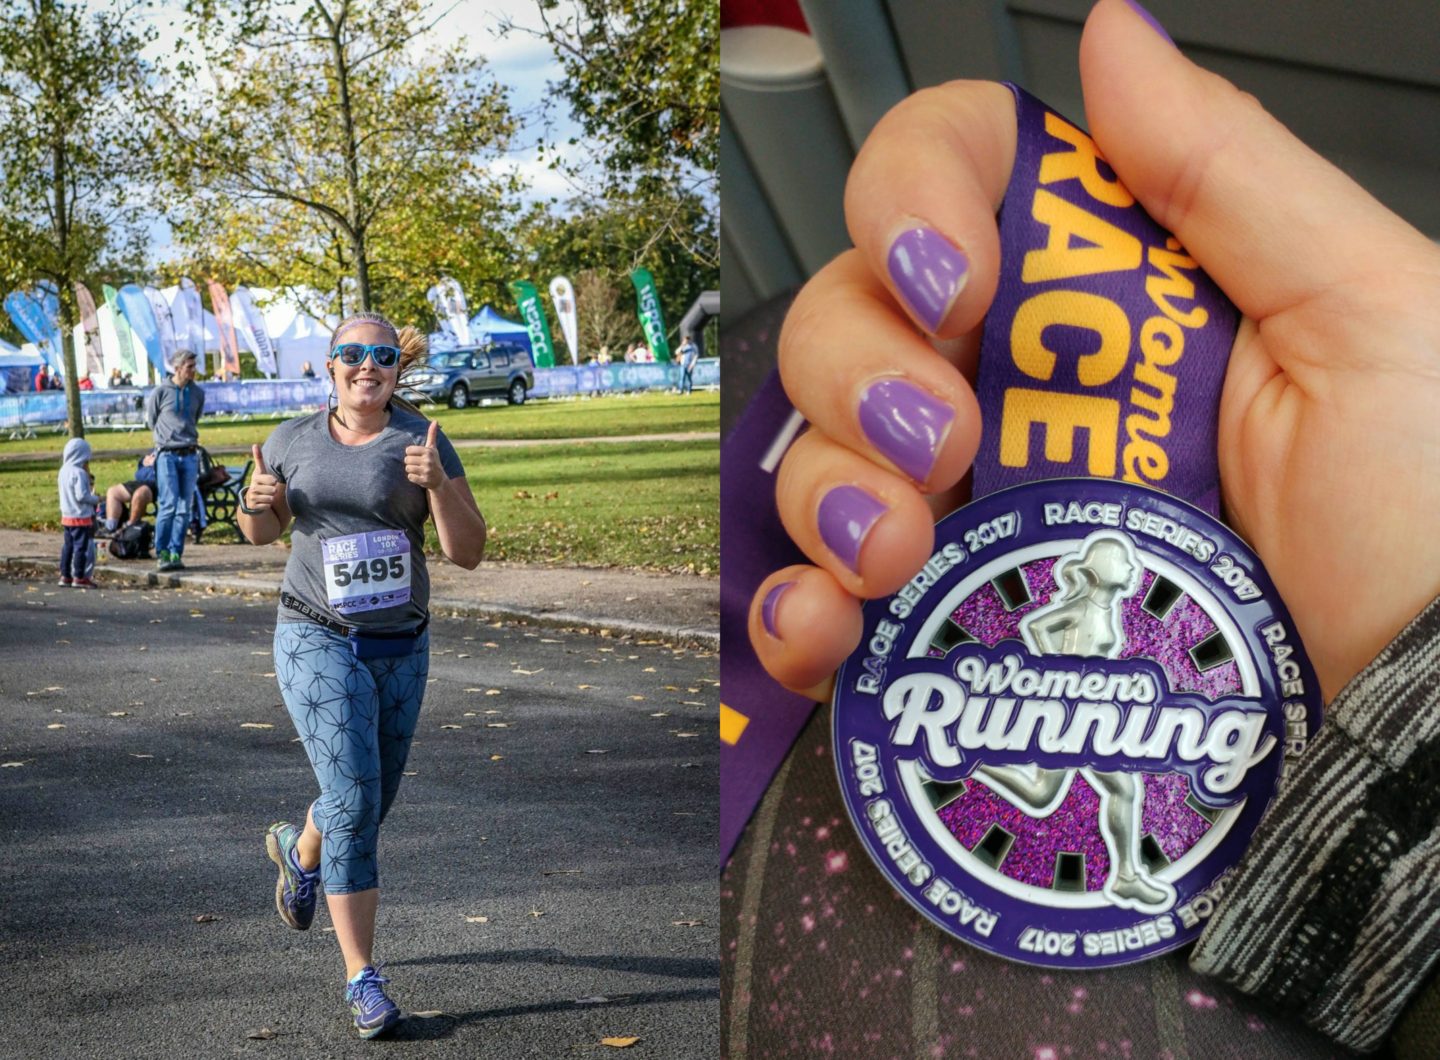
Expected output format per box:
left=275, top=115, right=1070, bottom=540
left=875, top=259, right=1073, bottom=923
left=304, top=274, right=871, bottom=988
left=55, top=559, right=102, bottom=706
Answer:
left=650, top=712, right=669, bottom=718
left=463, top=711, right=478, bottom=717
left=543, top=869, right=582, bottom=876
left=241, top=722, right=274, bottom=729
left=464, top=915, right=490, bottom=923
left=628, top=696, right=645, bottom=702
left=485, top=689, right=502, bottom=696
left=575, top=996, right=612, bottom=1005
left=674, top=732, right=699, bottom=738
left=483, top=641, right=499, bottom=647
left=601, top=1037, right=640, bottom=1048
left=457, top=652, right=471, bottom=658
left=643, top=667, right=656, bottom=673
left=1, top=761, right=25, bottom=768
left=512, top=668, right=542, bottom=676
left=194, top=913, right=221, bottom=923
left=440, top=724, right=462, bottom=730
left=246, top=1028, right=277, bottom=1040
left=586, top=749, right=608, bottom=755
left=108, top=711, right=129, bottom=717
left=322, top=926, right=336, bottom=933
left=463, top=687, right=483, bottom=693
left=672, top=919, right=704, bottom=927
left=249, top=651, right=268, bottom=655
left=682, top=701, right=705, bottom=706
left=489, top=755, right=503, bottom=761
left=403, top=771, right=418, bottom=776
left=410, top=1010, right=449, bottom=1018
left=577, top=684, right=594, bottom=690
left=529, top=908, right=545, bottom=918
left=47, top=723, right=65, bottom=730
left=486, top=722, right=509, bottom=729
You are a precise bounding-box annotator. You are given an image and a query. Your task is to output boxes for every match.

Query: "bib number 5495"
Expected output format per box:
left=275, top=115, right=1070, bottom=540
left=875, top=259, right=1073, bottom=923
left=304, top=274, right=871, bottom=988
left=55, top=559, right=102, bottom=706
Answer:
left=332, top=556, right=405, bottom=587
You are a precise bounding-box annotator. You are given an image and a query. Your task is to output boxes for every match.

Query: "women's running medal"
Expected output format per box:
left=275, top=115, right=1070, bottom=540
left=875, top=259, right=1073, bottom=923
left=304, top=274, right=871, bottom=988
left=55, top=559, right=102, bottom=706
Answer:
left=831, top=88, right=1323, bottom=968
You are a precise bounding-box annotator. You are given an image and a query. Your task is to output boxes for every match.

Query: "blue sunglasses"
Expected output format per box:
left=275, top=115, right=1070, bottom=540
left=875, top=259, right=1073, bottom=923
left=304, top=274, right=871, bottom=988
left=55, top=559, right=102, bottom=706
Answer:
left=330, top=342, right=401, bottom=368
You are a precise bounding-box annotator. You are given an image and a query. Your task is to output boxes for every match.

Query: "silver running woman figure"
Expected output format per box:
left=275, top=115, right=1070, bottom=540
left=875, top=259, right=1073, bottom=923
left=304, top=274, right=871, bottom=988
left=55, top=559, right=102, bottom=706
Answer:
left=973, top=530, right=1177, bottom=913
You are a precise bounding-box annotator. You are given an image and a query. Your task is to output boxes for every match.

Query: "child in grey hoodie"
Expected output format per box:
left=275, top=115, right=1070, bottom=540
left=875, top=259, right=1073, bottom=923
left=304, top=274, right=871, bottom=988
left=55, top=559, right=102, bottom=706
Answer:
left=58, top=438, right=101, bottom=587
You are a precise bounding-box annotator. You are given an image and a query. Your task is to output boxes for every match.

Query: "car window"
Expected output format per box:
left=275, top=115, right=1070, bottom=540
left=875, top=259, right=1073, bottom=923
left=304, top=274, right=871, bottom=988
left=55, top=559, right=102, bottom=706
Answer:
left=490, top=352, right=509, bottom=369
left=471, top=353, right=490, bottom=370
left=430, top=352, right=471, bottom=370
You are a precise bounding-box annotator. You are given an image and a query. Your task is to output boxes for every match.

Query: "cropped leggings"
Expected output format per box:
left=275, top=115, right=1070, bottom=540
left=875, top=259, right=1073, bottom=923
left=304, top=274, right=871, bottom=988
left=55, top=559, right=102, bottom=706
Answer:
left=273, top=621, right=429, bottom=895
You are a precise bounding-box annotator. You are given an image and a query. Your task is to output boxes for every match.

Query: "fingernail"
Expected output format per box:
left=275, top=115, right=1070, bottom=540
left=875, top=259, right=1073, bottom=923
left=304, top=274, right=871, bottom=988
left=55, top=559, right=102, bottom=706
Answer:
left=818, top=486, right=888, bottom=574
left=761, top=581, right=794, bottom=638
left=1123, top=0, right=1175, bottom=46
left=859, top=378, right=955, bottom=483
left=887, top=225, right=969, bottom=332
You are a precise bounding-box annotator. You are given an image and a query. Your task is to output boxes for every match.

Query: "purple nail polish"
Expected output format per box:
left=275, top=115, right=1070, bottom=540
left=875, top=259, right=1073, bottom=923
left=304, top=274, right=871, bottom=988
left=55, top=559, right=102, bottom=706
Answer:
left=761, top=581, right=794, bottom=638
left=1123, top=0, right=1175, bottom=46
left=859, top=378, right=955, bottom=483
left=887, top=226, right=968, bottom=332
left=818, top=486, right=888, bottom=574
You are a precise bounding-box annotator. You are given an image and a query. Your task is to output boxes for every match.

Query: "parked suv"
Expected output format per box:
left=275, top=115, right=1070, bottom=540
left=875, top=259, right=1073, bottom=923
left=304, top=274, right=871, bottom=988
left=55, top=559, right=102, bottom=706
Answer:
left=407, top=340, right=536, bottom=408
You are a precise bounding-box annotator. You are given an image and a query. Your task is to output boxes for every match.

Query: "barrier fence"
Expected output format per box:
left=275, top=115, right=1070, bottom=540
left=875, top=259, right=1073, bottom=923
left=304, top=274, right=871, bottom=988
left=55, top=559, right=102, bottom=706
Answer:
left=0, top=359, right=719, bottom=432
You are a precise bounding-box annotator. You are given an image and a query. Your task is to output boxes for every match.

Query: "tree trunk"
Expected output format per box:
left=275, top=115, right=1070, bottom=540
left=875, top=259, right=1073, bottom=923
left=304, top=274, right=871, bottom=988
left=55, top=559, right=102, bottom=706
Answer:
left=326, top=1, right=370, bottom=311
left=52, top=136, right=82, bottom=438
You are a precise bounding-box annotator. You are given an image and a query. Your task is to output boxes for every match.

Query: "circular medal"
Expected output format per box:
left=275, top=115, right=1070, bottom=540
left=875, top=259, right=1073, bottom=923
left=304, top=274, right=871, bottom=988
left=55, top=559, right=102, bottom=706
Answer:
left=832, top=478, right=1322, bottom=969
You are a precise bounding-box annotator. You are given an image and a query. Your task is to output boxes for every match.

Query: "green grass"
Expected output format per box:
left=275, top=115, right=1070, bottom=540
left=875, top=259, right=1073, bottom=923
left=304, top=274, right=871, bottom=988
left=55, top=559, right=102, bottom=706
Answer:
left=0, top=390, right=718, bottom=457
left=0, top=439, right=718, bottom=574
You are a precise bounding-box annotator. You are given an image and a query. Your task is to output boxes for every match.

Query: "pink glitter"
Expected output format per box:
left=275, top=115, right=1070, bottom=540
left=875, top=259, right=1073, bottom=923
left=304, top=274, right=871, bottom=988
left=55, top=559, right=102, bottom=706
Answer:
left=931, top=558, right=1237, bottom=886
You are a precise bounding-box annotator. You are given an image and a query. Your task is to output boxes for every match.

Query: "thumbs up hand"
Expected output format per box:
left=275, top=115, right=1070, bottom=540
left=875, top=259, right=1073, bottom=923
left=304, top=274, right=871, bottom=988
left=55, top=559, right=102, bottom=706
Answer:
left=246, top=443, right=280, bottom=512
left=404, top=420, right=445, bottom=490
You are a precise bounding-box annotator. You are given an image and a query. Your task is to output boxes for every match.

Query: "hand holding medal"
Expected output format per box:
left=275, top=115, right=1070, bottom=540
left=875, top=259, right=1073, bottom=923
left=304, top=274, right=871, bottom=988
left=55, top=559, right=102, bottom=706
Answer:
left=404, top=420, right=444, bottom=490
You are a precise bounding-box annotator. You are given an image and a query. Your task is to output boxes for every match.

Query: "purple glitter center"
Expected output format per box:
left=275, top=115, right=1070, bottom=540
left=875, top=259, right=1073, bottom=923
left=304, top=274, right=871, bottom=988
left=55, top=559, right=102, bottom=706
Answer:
left=928, top=558, right=1241, bottom=891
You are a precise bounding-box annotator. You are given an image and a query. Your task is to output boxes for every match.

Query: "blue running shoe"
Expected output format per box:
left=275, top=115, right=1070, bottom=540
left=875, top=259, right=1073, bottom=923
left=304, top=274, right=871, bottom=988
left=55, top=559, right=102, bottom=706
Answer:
left=265, top=821, right=319, bottom=930
left=346, top=965, right=401, bottom=1039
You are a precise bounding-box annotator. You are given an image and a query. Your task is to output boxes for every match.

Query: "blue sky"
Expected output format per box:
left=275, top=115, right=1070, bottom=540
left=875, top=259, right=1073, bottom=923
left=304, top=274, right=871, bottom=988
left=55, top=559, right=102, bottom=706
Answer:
left=127, top=0, right=580, bottom=262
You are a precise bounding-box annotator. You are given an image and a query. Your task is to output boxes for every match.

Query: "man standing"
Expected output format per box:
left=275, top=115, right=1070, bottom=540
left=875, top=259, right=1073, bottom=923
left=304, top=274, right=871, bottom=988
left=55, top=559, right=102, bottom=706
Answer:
left=144, top=349, right=205, bottom=572
left=678, top=333, right=699, bottom=395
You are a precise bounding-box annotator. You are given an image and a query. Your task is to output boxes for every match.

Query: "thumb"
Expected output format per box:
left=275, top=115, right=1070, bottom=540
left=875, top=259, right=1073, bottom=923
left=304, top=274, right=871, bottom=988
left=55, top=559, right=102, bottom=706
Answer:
left=252, top=443, right=268, bottom=474
left=1079, top=0, right=1432, bottom=323
left=425, top=420, right=439, bottom=449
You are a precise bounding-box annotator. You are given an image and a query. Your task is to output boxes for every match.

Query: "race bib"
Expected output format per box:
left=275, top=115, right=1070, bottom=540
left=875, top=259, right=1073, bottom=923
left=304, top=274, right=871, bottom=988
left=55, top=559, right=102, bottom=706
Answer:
left=321, top=529, right=412, bottom=615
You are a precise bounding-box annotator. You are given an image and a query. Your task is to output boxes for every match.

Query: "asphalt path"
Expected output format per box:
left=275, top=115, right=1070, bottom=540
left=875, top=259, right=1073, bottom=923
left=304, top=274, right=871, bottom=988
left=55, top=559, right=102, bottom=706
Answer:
left=0, top=577, right=718, bottom=1058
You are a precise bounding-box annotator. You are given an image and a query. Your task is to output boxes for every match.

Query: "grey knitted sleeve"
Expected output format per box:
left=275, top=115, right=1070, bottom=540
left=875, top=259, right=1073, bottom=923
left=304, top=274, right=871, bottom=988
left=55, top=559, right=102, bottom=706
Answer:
left=1190, top=595, right=1440, bottom=1053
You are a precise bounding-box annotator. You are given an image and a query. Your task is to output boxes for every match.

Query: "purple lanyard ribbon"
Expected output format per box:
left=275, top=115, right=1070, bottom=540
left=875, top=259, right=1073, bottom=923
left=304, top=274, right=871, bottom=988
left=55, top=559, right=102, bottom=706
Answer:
left=719, top=87, right=1239, bottom=868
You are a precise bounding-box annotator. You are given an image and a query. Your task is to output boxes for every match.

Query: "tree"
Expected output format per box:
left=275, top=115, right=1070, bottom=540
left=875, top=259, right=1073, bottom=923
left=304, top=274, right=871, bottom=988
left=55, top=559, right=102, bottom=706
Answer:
left=0, top=0, right=151, bottom=435
left=514, top=186, right=717, bottom=356
left=505, top=0, right=718, bottom=270
left=571, top=269, right=634, bottom=358
left=156, top=0, right=517, bottom=320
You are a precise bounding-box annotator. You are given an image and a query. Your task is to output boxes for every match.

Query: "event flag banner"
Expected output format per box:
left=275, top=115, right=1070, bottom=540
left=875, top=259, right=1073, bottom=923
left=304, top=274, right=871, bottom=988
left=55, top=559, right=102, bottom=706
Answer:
left=143, top=285, right=180, bottom=373
left=629, top=268, right=671, bottom=363
left=116, top=284, right=166, bottom=379
left=73, top=284, right=105, bottom=379
left=549, top=276, right=579, bottom=365
left=4, top=288, right=59, bottom=372
left=206, top=280, right=242, bottom=378
left=96, top=303, right=127, bottom=383
left=508, top=280, right=557, bottom=368
left=37, top=281, right=66, bottom=377
left=172, top=278, right=207, bottom=375
left=428, top=276, right=471, bottom=347
left=231, top=286, right=278, bottom=377
left=101, top=284, right=139, bottom=377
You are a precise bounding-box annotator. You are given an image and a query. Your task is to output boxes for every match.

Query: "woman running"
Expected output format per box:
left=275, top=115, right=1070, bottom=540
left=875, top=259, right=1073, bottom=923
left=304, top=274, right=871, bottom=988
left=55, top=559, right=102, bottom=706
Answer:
left=239, top=312, right=485, bottom=1038
left=973, top=531, right=1176, bottom=913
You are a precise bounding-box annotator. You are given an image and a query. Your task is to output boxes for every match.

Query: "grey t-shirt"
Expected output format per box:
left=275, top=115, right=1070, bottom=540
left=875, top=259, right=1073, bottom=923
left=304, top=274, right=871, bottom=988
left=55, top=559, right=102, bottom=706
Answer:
left=262, top=406, right=465, bottom=631
left=145, top=379, right=206, bottom=449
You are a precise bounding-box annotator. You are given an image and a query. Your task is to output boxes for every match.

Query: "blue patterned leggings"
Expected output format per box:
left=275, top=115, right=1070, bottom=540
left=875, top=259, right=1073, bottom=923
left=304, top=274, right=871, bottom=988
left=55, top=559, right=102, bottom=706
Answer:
left=273, top=621, right=429, bottom=895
